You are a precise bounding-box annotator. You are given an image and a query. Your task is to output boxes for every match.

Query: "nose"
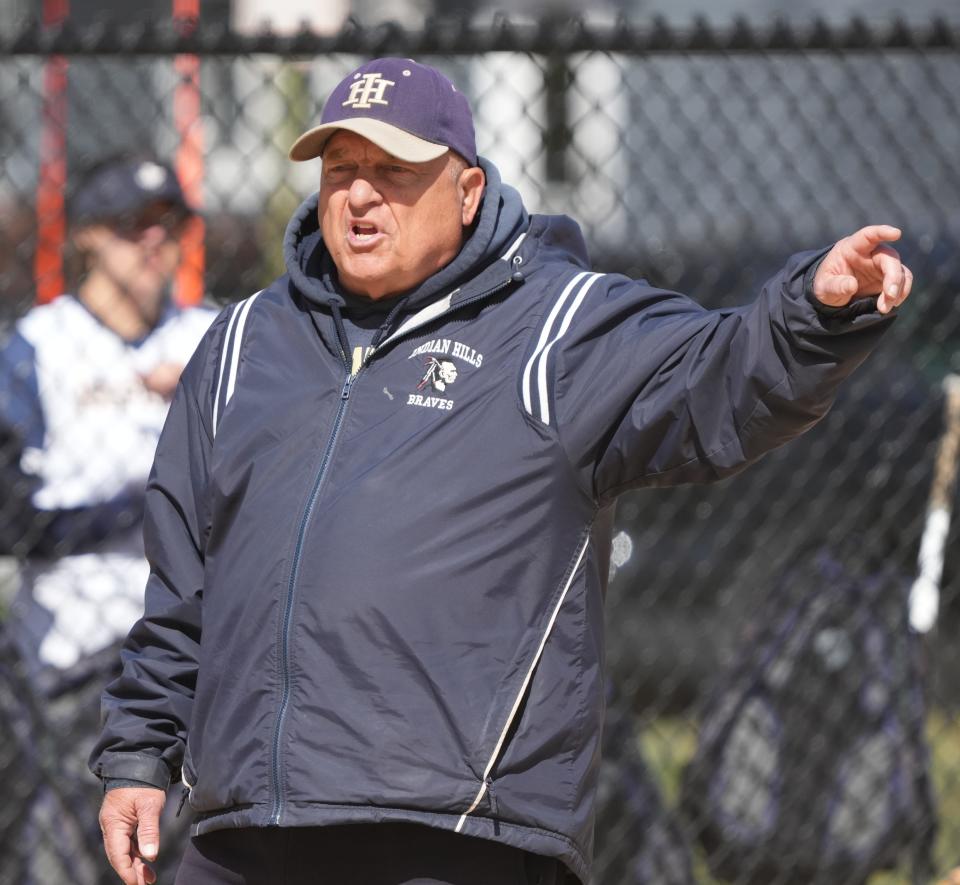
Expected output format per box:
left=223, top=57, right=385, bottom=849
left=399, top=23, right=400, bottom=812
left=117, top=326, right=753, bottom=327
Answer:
left=138, top=223, right=172, bottom=250
left=347, top=174, right=383, bottom=211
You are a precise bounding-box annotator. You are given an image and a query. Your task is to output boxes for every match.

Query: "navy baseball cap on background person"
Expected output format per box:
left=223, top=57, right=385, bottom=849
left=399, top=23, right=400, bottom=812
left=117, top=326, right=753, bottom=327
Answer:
left=69, top=157, right=192, bottom=226
left=288, top=58, right=478, bottom=167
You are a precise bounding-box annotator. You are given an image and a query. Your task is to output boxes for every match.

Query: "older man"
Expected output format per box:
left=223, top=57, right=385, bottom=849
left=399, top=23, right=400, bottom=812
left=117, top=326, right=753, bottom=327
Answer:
left=91, top=59, right=911, bottom=885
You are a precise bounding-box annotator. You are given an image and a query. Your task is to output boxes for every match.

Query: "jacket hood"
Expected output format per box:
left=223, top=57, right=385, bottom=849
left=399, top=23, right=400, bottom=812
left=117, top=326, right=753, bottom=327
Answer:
left=283, top=158, right=530, bottom=313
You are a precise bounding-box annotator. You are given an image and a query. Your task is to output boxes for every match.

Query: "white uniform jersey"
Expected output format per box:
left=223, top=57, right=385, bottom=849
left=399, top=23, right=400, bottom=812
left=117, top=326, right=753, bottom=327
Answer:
left=2, top=295, right=216, bottom=670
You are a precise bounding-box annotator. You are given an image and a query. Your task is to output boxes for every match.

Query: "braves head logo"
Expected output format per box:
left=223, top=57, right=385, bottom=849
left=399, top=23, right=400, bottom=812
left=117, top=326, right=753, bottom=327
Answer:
left=417, top=357, right=458, bottom=392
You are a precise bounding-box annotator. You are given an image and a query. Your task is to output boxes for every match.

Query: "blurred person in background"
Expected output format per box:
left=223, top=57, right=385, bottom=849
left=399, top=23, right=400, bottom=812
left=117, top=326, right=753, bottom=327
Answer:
left=90, top=60, right=912, bottom=885
left=0, top=155, right=215, bottom=884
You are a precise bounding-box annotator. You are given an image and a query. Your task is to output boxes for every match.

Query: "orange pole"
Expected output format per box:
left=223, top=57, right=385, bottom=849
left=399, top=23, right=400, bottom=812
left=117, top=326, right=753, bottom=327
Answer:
left=34, top=0, right=69, bottom=304
left=173, top=0, right=204, bottom=305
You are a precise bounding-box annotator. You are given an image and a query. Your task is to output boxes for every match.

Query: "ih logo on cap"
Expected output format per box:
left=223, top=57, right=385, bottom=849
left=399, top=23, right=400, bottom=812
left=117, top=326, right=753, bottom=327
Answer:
left=342, top=73, right=396, bottom=110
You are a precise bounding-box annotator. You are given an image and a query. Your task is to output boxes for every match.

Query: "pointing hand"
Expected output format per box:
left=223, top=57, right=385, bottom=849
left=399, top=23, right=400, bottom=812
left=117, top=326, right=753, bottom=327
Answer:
left=813, top=224, right=913, bottom=315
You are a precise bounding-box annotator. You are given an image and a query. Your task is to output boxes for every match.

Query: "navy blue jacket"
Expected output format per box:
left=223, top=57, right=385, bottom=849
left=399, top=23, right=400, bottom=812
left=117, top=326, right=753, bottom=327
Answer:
left=90, top=160, right=893, bottom=883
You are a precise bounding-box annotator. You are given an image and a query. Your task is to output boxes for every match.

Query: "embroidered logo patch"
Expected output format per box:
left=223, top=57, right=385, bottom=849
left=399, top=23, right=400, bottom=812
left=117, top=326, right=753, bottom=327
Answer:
left=417, top=357, right=458, bottom=393
left=342, top=73, right=395, bottom=110
left=406, top=338, right=483, bottom=411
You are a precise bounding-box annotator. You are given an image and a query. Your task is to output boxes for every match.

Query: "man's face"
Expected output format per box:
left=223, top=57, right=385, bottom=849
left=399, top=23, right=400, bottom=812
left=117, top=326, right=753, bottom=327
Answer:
left=75, top=201, right=186, bottom=320
left=319, top=131, right=484, bottom=301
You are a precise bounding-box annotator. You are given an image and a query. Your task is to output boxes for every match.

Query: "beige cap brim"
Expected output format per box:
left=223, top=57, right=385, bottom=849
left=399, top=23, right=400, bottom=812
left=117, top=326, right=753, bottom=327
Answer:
left=289, top=118, right=449, bottom=163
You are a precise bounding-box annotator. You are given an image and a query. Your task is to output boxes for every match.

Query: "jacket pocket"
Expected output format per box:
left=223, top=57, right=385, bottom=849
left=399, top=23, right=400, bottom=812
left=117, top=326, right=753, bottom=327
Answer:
left=182, top=745, right=198, bottom=791
left=456, top=530, right=591, bottom=831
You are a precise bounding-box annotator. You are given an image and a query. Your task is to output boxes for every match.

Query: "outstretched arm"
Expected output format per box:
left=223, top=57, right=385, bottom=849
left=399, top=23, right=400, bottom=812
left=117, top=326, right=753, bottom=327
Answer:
left=539, top=229, right=905, bottom=499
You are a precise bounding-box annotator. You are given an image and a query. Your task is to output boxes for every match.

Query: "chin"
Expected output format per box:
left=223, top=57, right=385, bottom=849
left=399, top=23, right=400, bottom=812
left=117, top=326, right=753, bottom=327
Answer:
left=348, top=283, right=392, bottom=301
left=131, top=286, right=169, bottom=317
left=342, top=267, right=401, bottom=299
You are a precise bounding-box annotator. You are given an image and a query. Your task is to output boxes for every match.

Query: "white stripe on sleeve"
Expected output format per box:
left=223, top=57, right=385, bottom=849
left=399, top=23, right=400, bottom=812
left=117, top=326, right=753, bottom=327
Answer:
left=535, top=273, right=603, bottom=425
left=521, top=272, right=590, bottom=418
left=224, top=293, right=259, bottom=406
left=212, top=302, right=242, bottom=434
left=213, top=291, right=261, bottom=438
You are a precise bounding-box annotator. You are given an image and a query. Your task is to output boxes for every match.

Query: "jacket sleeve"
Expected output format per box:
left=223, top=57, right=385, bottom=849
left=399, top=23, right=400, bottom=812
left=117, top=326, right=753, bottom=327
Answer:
left=0, top=329, right=146, bottom=557
left=0, top=447, right=145, bottom=558
left=0, top=327, right=47, bottom=553
left=88, top=311, right=227, bottom=790
left=535, top=249, right=895, bottom=503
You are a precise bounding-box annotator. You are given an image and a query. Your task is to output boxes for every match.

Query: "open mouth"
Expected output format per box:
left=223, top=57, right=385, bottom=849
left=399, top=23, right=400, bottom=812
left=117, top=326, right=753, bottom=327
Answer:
left=350, top=222, right=380, bottom=242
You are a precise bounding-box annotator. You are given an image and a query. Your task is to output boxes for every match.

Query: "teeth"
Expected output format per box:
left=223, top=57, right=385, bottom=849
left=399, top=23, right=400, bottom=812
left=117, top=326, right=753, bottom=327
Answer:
left=352, top=225, right=377, bottom=240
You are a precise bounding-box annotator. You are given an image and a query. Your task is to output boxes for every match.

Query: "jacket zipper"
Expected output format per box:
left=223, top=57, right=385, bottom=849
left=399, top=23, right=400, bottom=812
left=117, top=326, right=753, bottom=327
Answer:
left=269, top=270, right=520, bottom=825
left=269, top=369, right=356, bottom=825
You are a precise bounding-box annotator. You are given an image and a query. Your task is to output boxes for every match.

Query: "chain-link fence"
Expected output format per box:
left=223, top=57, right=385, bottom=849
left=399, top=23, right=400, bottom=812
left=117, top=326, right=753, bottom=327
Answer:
left=1, top=14, right=959, bottom=884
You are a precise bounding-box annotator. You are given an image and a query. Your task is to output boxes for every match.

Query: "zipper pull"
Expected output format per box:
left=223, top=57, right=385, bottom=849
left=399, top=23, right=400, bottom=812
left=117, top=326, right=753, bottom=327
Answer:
left=511, top=254, right=525, bottom=284
left=485, top=776, right=500, bottom=836
left=175, top=785, right=189, bottom=818
left=340, top=375, right=354, bottom=400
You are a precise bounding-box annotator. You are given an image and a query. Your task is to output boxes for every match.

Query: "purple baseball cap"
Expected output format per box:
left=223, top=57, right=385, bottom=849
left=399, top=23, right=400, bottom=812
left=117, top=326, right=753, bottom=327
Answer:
left=289, top=58, right=477, bottom=166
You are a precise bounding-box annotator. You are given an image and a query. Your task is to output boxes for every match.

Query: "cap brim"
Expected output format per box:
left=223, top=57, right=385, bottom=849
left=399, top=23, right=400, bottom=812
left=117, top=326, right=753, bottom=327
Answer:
left=289, top=118, right=449, bottom=163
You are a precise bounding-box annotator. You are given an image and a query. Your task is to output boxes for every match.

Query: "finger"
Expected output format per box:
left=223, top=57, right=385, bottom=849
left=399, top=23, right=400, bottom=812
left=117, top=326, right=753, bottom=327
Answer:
left=102, top=825, right=138, bottom=885
left=871, top=243, right=901, bottom=262
left=899, top=266, right=913, bottom=304
left=877, top=286, right=901, bottom=314
left=135, top=805, right=161, bottom=863
left=876, top=251, right=906, bottom=301
left=848, top=225, right=902, bottom=254
left=815, top=273, right=859, bottom=305
left=133, top=856, right=158, bottom=885
left=888, top=266, right=914, bottom=310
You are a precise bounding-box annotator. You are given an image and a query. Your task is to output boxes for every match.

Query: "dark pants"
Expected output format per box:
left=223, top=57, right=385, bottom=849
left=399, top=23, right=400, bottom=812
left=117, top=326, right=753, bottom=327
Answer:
left=174, top=823, right=568, bottom=885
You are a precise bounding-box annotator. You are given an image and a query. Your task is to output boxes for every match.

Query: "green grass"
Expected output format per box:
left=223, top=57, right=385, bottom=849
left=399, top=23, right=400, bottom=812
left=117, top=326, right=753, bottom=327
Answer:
left=639, top=710, right=960, bottom=883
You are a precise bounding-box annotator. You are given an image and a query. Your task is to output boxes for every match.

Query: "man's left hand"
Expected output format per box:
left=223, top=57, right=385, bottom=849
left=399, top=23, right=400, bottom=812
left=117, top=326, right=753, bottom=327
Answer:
left=813, top=224, right=913, bottom=315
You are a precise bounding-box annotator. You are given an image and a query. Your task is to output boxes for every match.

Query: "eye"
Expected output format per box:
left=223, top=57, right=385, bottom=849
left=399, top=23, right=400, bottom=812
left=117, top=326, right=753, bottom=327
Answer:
left=382, top=164, right=416, bottom=180
left=323, top=163, right=356, bottom=182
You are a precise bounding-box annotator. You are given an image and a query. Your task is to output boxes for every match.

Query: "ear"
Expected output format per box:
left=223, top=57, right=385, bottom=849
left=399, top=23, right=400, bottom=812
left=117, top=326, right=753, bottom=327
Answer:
left=459, top=166, right=486, bottom=226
